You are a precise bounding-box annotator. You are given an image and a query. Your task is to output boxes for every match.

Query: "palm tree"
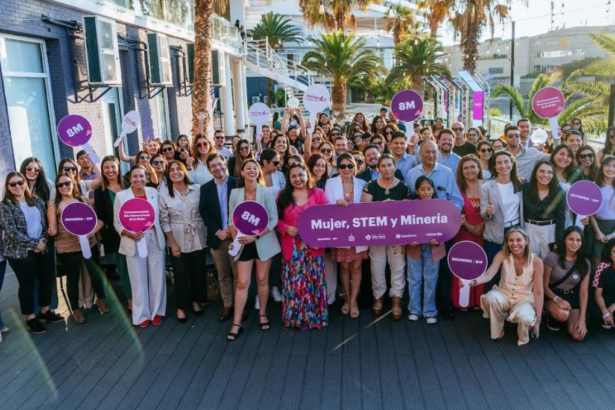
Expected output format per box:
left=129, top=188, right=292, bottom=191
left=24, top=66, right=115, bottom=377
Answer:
left=348, top=74, right=378, bottom=103
left=386, top=37, right=449, bottom=97
left=248, top=12, right=303, bottom=107
left=384, top=4, right=415, bottom=45
left=298, top=0, right=381, bottom=32
left=372, top=76, right=413, bottom=106
left=302, top=31, right=385, bottom=115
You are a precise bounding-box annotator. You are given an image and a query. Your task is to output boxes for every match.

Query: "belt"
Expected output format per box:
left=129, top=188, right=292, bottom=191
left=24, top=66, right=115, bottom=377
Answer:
left=524, top=219, right=555, bottom=226
left=503, top=220, right=520, bottom=228
left=553, top=287, right=576, bottom=295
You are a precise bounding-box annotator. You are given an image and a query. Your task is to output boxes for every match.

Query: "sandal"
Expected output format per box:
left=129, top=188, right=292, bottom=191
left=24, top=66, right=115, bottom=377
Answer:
left=227, top=323, right=243, bottom=341
left=350, top=305, right=360, bottom=319
left=259, top=315, right=271, bottom=331
left=341, top=303, right=350, bottom=315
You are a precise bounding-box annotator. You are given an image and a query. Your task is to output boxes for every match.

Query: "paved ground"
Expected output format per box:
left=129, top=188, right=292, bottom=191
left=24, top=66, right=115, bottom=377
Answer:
left=2, top=269, right=615, bottom=410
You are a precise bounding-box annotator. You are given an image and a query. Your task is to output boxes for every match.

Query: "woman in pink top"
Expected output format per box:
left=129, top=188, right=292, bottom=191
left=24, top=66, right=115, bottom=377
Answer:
left=277, top=163, right=329, bottom=330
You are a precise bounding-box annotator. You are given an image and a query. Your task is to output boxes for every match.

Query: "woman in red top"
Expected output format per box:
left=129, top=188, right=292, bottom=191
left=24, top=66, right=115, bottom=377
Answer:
left=451, top=155, right=485, bottom=309
left=277, top=163, right=329, bottom=330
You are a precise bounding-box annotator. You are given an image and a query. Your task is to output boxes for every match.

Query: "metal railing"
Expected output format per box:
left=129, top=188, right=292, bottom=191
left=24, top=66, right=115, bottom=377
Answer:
left=212, top=14, right=241, bottom=51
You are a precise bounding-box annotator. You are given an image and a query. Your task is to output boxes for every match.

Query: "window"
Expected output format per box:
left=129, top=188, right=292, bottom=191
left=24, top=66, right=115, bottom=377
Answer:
left=489, top=67, right=504, bottom=75
left=0, top=36, right=58, bottom=177
left=155, top=89, right=171, bottom=141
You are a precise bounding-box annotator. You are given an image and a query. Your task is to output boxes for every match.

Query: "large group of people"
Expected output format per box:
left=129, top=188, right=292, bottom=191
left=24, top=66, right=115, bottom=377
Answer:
left=0, top=109, right=614, bottom=347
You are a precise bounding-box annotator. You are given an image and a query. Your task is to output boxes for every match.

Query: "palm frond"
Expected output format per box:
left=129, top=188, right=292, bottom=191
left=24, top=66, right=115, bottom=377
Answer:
left=492, top=84, right=527, bottom=118
left=590, top=33, right=615, bottom=57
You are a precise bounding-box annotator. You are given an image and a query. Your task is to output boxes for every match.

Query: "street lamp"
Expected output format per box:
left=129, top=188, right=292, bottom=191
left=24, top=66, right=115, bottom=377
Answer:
left=319, top=1, right=325, bottom=14
left=388, top=6, right=395, bottom=18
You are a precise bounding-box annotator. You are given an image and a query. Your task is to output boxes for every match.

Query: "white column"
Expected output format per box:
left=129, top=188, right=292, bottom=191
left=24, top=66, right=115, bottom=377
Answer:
left=232, top=59, right=246, bottom=131
left=241, top=66, right=250, bottom=127
left=220, top=52, right=236, bottom=135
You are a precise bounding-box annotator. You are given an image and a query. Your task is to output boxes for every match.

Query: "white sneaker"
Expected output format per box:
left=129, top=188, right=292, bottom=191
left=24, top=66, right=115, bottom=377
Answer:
left=408, top=313, right=420, bottom=321
left=425, top=316, right=438, bottom=325
left=254, top=297, right=260, bottom=310
left=271, top=286, right=283, bottom=302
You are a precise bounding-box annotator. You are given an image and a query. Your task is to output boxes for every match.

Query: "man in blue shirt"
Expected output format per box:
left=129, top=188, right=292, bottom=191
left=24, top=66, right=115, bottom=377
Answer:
left=391, top=131, right=417, bottom=176
left=436, top=128, right=462, bottom=173
left=404, top=140, right=463, bottom=211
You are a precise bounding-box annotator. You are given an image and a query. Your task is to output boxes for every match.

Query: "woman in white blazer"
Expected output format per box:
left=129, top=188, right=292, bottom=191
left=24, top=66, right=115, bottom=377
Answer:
left=227, top=159, right=281, bottom=341
left=324, top=153, right=367, bottom=316
left=114, top=165, right=166, bottom=328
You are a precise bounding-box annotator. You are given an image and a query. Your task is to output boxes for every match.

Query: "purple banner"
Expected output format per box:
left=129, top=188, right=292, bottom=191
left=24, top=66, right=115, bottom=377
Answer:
left=566, top=180, right=603, bottom=216
left=472, top=91, right=484, bottom=122
left=57, top=114, right=92, bottom=147
left=297, top=199, right=461, bottom=247
left=390, top=90, right=423, bottom=123
left=61, top=202, right=97, bottom=236
left=448, top=241, right=487, bottom=280
left=119, top=198, right=155, bottom=233
left=232, top=201, right=269, bottom=236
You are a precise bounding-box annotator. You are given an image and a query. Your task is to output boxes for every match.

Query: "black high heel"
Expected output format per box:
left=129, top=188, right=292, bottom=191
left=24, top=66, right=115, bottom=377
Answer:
left=259, top=315, right=271, bottom=331
left=227, top=323, right=243, bottom=341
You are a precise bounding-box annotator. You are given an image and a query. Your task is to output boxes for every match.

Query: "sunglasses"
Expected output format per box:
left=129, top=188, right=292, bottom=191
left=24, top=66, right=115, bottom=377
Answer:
left=507, top=134, right=521, bottom=139
left=215, top=136, right=225, bottom=140
left=385, top=131, right=393, bottom=136
left=26, top=167, right=40, bottom=173
left=320, top=148, right=332, bottom=154
left=56, top=181, right=72, bottom=188
left=239, top=146, right=250, bottom=151
left=338, top=163, right=355, bottom=170
left=272, top=161, right=280, bottom=166
left=152, top=160, right=165, bottom=165
left=162, top=147, right=174, bottom=153
left=197, top=142, right=209, bottom=148
left=572, top=122, right=581, bottom=126
left=313, top=137, right=322, bottom=142
left=63, top=166, right=78, bottom=172
left=452, top=127, right=464, bottom=132
left=579, top=153, right=594, bottom=160
left=480, top=148, right=493, bottom=153
left=139, top=156, right=150, bottom=161
left=8, top=180, right=25, bottom=188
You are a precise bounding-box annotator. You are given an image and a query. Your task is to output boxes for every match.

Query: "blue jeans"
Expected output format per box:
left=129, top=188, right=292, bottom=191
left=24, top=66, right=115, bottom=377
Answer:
left=0, top=260, right=6, bottom=329
left=407, top=245, right=440, bottom=317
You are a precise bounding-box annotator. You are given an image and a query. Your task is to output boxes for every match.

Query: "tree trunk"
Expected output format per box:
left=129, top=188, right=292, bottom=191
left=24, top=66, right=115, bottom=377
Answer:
left=462, top=36, right=479, bottom=74
left=332, top=82, right=347, bottom=119
left=412, top=74, right=425, bottom=100
left=192, top=0, right=213, bottom=138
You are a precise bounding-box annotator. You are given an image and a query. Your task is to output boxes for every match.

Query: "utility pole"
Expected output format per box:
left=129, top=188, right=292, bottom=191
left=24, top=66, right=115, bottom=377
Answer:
left=509, top=20, right=516, bottom=120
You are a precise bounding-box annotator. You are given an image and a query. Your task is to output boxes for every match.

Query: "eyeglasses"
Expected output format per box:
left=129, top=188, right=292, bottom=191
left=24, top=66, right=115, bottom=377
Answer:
left=338, top=163, right=355, bottom=170
left=196, top=142, right=209, bottom=149
left=480, top=148, right=493, bottom=153
left=239, top=146, right=250, bottom=151
left=63, top=166, right=78, bottom=172
left=579, top=153, right=594, bottom=160
left=507, top=134, right=521, bottom=139
left=138, top=156, right=150, bottom=161
left=320, top=148, right=332, bottom=154
left=452, top=127, right=464, bottom=132
left=272, top=161, right=280, bottom=166
left=162, top=147, right=174, bottom=153
left=56, top=181, right=72, bottom=188
left=8, top=180, right=25, bottom=188
left=26, top=167, right=40, bottom=173
left=152, top=160, right=165, bottom=165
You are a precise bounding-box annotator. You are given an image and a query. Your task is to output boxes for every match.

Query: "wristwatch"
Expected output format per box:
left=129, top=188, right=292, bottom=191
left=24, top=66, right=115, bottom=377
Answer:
left=255, top=234, right=261, bottom=240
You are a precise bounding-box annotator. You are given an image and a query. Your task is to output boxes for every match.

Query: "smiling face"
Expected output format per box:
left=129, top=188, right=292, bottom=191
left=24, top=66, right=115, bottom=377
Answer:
left=56, top=175, right=74, bottom=197
left=151, top=155, right=166, bottom=173
left=177, top=135, right=189, bottom=148
left=130, top=168, right=147, bottom=190
left=461, top=159, right=479, bottom=181
left=334, top=138, right=348, bottom=156
left=535, top=163, right=554, bottom=187
left=24, top=161, right=40, bottom=182
left=161, top=144, right=175, bottom=159
left=578, top=149, right=595, bottom=168
left=289, top=166, right=308, bottom=189
left=416, top=180, right=434, bottom=200
left=241, top=161, right=260, bottom=182
left=238, top=141, right=251, bottom=159
left=603, top=159, right=615, bottom=180
left=319, top=143, right=333, bottom=160
left=478, top=144, right=493, bottom=161
left=77, top=154, right=91, bottom=169
left=337, top=158, right=355, bottom=178
left=466, top=129, right=479, bottom=144
left=518, top=120, right=531, bottom=140
left=208, top=156, right=228, bottom=179
left=168, top=162, right=185, bottom=184
left=102, top=159, right=119, bottom=182
left=375, top=117, right=385, bottom=130
left=452, top=122, right=465, bottom=140
left=506, top=231, right=528, bottom=255
left=137, top=153, right=151, bottom=167
left=564, top=230, right=583, bottom=255
left=494, top=153, right=512, bottom=177
left=7, top=175, right=26, bottom=198
left=565, top=134, right=582, bottom=154
left=196, top=137, right=211, bottom=156
left=421, top=141, right=438, bottom=167
left=147, top=140, right=160, bottom=156
left=312, top=158, right=327, bottom=179
left=421, top=128, right=433, bottom=141
left=391, top=137, right=407, bottom=157
left=438, top=133, right=454, bottom=154
left=365, top=147, right=380, bottom=168
left=274, top=136, right=287, bottom=154
left=492, top=140, right=505, bottom=151
left=553, top=148, right=572, bottom=170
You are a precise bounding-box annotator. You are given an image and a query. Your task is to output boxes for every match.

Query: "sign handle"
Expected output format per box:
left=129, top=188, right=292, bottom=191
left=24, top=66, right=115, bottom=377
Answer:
left=136, top=238, right=148, bottom=258
left=308, top=113, right=317, bottom=134
left=114, top=132, right=126, bottom=148
left=78, top=235, right=92, bottom=259
left=82, top=143, right=100, bottom=164
left=228, top=232, right=244, bottom=257
left=459, top=279, right=470, bottom=308
left=406, top=121, right=413, bottom=141
left=255, top=124, right=263, bottom=141
left=575, top=214, right=587, bottom=231
left=548, top=117, right=560, bottom=140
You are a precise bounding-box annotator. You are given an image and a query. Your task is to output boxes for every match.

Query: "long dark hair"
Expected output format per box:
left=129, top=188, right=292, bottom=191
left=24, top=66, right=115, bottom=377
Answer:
left=2, top=171, right=35, bottom=206
left=556, top=226, right=590, bottom=280
left=370, top=115, right=386, bottom=134
left=233, top=139, right=254, bottom=177
left=596, top=156, right=615, bottom=190
left=271, top=134, right=292, bottom=167
left=576, top=145, right=599, bottom=181
left=527, top=160, right=559, bottom=203
left=237, top=159, right=264, bottom=188
left=604, top=126, right=615, bottom=156
left=101, top=156, right=124, bottom=191
left=489, top=151, right=522, bottom=192
left=165, top=160, right=193, bottom=198
left=602, top=238, right=615, bottom=266
left=415, top=175, right=437, bottom=199
left=277, top=163, right=314, bottom=217
left=550, top=144, right=579, bottom=182
left=307, top=153, right=329, bottom=186
left=19, top=157, right=50, bottom=204
left=54, top=172, right=82, bottom=209
left=456, top=154, right=483, bottom=195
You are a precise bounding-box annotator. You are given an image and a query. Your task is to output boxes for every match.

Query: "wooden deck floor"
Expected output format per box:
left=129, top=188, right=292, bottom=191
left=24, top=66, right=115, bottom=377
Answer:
left=1, top=268, right=615, bottom=410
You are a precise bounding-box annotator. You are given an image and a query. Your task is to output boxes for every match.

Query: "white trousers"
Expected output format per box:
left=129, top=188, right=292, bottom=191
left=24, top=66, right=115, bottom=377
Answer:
left=325, top=250, right=338, bottom=305
left=369, top=245, right=406, bottom=299
left=525, top=223, right=555, bottom=260
left=126, top=230, right=167, bottom=325
left=481, top=289, right=536, bottom=346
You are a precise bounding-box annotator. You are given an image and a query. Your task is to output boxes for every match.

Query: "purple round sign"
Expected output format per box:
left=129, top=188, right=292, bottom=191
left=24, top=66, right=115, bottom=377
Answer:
left=448, top=241, right=487, bottom=281
left=566, top=180, right=603, bottom=216
left=532, top=87, right=565, bottom=119
left=61, top=202, right=97, bottom=236
left=57, top=114, right=93, bottom=147
left=119, top=198, right=156, bottom=233
left=232, top=201, right=269, bottom=236
left=390, top=90, right=423, bottom=122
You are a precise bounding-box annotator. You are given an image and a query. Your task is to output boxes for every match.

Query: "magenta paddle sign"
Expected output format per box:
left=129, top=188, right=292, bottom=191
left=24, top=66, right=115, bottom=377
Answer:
left=390, top=90, right=423, bottom=123
left=232, top=201, right=269, bottom=236
left=119, top=198, right=155, bottom=233
left=61, top=202, right=97, bottom=259
left=532, top=87, right=565, bottom=119
left=297, top=199, right=460, bottom=247
left=448, top=241, right=487, bottom=281
left=57, top=115, right=92, bottom=147
left=566, top=180, right=603, bottom=216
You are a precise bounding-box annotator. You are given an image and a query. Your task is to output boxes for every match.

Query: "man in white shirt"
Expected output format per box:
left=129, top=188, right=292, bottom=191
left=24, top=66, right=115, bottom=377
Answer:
left=213, top=130, right=232, bottom=159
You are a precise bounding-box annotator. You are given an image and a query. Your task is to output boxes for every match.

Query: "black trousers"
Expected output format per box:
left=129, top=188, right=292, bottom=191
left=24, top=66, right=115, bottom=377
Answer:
left=57, top=248, right=106, bottom=310
left=171, top=249, right=207, bottom=310
left=8, top=251, right=55, bottom=315
left=436, top=240, right=453, bottom=310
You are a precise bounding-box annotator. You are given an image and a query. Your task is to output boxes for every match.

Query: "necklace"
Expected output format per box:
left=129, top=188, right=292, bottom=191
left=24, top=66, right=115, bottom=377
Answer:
left=381, top=178, right=395, bottom=195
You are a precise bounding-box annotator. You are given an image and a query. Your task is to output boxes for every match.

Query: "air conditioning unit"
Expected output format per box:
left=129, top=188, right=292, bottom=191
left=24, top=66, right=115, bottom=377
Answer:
left=211, top=50, right=226, bottom=87
left=186, top=43, right=195, bottom=84
left=83, top=16, right=122, bottom=86
left=147, top=33, right=172, bottom=86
